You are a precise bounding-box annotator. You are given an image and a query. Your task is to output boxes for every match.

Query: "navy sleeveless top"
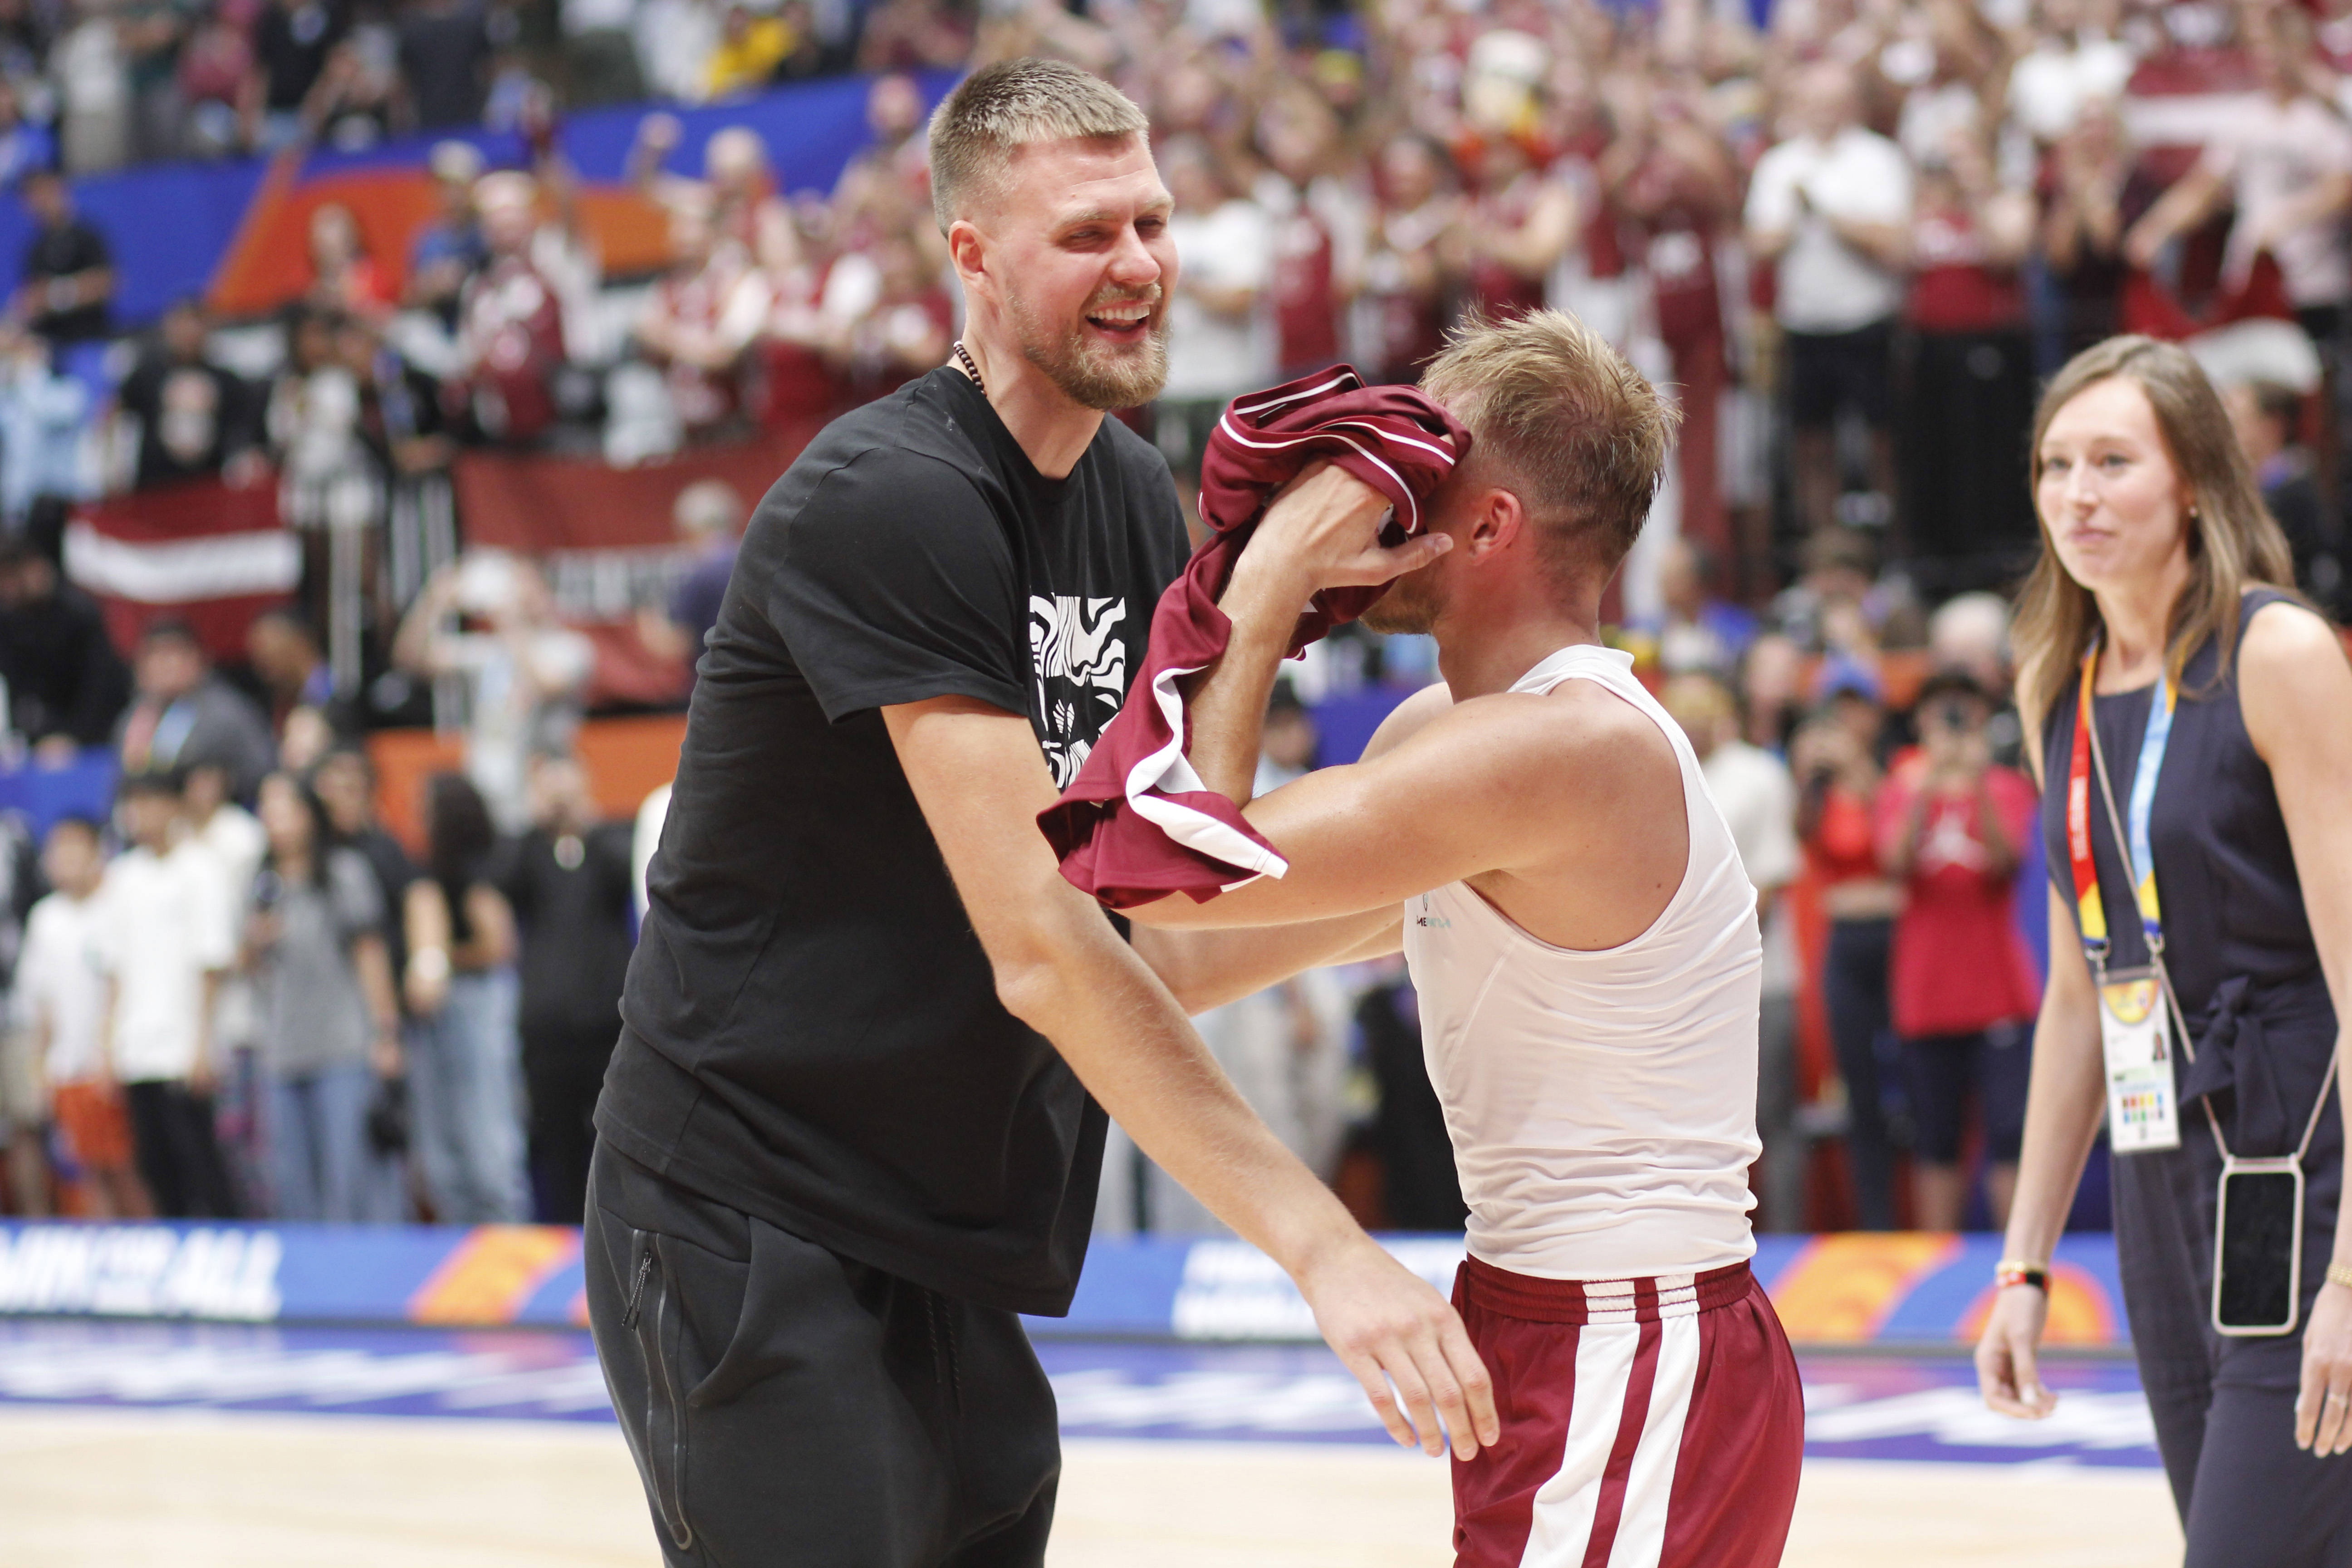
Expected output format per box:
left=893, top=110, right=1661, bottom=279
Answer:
left=2038, top=588, right=2337, bottom=1158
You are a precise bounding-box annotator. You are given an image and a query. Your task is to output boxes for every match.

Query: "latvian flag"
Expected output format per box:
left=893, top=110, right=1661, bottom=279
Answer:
left=64, top=479, right=298, bottom=661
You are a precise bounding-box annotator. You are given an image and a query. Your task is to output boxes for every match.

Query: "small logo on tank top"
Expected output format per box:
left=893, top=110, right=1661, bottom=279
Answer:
left=1415, top=913, right=1451, bottom=929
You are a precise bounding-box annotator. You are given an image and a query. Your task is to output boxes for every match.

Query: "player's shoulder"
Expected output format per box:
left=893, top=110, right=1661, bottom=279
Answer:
left=1421, top=674, right=1677, bottom=793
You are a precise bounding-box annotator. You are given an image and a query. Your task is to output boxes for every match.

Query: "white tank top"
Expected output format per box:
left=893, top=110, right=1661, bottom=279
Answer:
left=1401, top=644, right=1762, bottom=1280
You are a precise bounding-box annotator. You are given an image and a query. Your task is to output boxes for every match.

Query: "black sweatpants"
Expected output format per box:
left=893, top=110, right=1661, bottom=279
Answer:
left=2116, top=1100, right=2352, bottom=1566
left=583, top=1140, right=1061, bottom=1568
left=122, top=1079, right=240, bottom=1219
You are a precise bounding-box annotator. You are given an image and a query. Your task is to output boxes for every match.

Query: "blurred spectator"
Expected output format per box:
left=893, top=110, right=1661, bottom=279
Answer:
left=118, top=0, right=187, bottom=166
left=2038, top=98, right=2152, bottom=359
left=250, top=0, right=350, bottom=149
left=636, top=191, right=770, bottom=439
left=1602, top=74, right=1740, bottom=557
left=406, top=139, right=485, bottom=321
left=500, top=750, right=631, bottom=1224
left=637, top=475, right=742, bottom=686
left=393, top=551, right=593, bottom=832
left=0, top=534, right=129, bottom=760
left=1900, top=122, right=2037, bottom=567
left=0, top=322, right=88, bottom=524
left=99, top=769, right=240, bottom=1218
left=1927, top=589, right=2024, bottom=764
left=19, top=815, right=149, bottom=1217
left=830, top=72, right=927, bottom=237
left=397, top=0, right=493, bottom=130
left=312, top=743, right=418, bottom=997
left=305, top=202, right=393, bottom=318
left=1643, top=538, right=1758, bottom=676
left=1663, top=671, right=1803, bottom=1232
left=1159, top=135, right=1273, bottom=479
left=559, top=0, right=644, bottom=107
left=115, top=298, right=265, bottom=490
left=836, top=227, right=950, bottom=400
left=444, top=172, right=566, bottom=444
left=1451, top=130, right=1578, bottom=323
left=0, top=77, right=54, bottom=186
left=15, top=168, right=113, bottom=344
left=1254, top=89, right=1359, bottom=382
left=1355, top=132, right=1458, bottom=386
left=247, top=606, right=351, bottom=741
left=704, top=0, right=792, bottom=100
left=245, top=769, right=400, bottom=1221
left=1873, top=670, right=2038, bottom=1231
left=177, top=5, right=256, bottom=158
left=1737, top=631, right=1807, bottom=754
left=50, top=0, right=129, bottom=173
left=1744, top=61, right=1911, bottom=536
left=114, top=621, right=276, bottom=801
left=2005, top=0, right=2135, bottom=145
left=268, top=307, right=383, bottom=650
left=1792, top=664, right=1901, bottom=1230
left=2125, top=7, right=2352, bottom=345
left=402, top=770, right=526, bottom=1222
left=2224, top=377, right=2342, bottom=613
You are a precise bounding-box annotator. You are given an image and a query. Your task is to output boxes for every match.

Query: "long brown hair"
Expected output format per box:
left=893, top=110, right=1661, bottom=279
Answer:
left=2012, top=335, right=2298, bottom=740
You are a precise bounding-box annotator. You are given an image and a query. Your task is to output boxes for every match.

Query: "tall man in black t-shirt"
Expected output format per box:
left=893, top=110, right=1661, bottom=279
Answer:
left=586, top=58, right=1493, bottom=1568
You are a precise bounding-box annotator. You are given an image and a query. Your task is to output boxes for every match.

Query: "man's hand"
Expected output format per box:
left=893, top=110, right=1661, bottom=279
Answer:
left=1232, top=463, right=1452, bottom=607
left=1299, top=1232, right=1499, bottom=1458
left=1191, top=466, right=1450, bottom=802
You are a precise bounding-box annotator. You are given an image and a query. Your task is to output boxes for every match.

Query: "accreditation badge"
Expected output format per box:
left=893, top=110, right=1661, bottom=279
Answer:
left=2098, top=966, right=2180, bottom=1153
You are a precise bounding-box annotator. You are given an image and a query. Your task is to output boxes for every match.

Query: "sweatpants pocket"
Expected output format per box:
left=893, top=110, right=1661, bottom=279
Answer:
left=622, top=1230, right=694, bottom=1554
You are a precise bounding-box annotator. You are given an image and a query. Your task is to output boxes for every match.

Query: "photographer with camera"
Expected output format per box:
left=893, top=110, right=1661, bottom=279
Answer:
left=1875, top=669, right=2040, bottom=1233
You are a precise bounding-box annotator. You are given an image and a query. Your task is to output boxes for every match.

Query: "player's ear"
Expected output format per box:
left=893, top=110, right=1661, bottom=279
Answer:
left=1467, top=486, right=1524, bottom=561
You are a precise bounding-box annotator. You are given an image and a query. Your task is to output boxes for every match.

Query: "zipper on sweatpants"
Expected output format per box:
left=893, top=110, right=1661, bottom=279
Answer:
left=619, top=1249, right=655, bottom=1328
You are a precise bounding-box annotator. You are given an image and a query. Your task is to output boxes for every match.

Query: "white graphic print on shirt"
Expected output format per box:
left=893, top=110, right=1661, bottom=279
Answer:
left=1028, top=594, right=1128, bottom=786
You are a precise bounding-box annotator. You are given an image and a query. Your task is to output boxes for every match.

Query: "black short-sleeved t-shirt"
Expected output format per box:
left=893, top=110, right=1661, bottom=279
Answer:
left=599, top=367, right=1187, bottom=1315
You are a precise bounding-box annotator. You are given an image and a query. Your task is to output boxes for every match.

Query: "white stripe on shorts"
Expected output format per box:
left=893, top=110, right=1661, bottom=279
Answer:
left=1516, top=1315, right=1704, bottom=1568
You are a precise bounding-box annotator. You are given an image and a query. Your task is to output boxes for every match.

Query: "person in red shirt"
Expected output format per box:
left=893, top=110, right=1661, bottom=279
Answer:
left=1874, top=668, right=2040, bottom=1233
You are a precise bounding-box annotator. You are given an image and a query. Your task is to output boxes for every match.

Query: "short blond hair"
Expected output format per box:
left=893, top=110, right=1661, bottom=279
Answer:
left=1421, top=309, right=1678, bottom=578
left=927, top=57, right=1148, bottom=233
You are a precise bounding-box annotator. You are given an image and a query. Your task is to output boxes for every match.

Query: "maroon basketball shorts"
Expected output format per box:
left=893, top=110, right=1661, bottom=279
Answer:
left=1450, top=1255, right=1803, bottom=1568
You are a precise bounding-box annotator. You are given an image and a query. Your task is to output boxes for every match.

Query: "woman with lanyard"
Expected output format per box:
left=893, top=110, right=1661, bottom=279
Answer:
left=1976, top=334, right=2352, bottom=1563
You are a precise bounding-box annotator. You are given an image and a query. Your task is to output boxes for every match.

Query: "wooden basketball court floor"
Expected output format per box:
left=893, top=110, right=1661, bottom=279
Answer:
left=0, top=1322, right=2183, bottom=1567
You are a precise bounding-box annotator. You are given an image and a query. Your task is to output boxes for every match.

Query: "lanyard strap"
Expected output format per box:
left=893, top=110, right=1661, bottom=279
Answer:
left=2068, top=639, right=2176, bottom=965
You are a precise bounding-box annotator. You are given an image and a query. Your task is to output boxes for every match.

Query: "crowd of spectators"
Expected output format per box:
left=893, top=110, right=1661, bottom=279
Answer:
left=0, top=0, right=2347, bottom=1230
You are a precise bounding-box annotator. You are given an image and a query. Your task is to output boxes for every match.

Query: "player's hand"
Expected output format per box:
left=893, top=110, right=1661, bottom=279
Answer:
left=1975, top=1282, right=2058, bottom=1419
left=1295, top=1233, right=1498, bottom=1460
left=2294, top=1276, right=2352, bottom=1455
left=1239, top=462, right=1453, bottom=602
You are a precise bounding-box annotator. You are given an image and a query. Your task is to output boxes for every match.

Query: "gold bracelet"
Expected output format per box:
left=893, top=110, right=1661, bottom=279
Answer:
left=2327, top=1262, right=2352, bottom=1292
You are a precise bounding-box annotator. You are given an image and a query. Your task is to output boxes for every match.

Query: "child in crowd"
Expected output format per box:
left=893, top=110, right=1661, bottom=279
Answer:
left=101, top=770, right=240, bottom=1218
left=19, top=815, right=147, bottom=1218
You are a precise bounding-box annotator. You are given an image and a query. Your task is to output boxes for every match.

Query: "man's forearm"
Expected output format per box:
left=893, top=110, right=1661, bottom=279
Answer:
left=1009, top=899, right=1365, bottom=1276
left=1132, top=903, right=1401, bottom=1014
left=1188, top=559, right=1306, bottom=804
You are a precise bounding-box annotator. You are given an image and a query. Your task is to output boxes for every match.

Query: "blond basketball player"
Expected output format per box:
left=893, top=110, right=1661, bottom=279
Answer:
left=1125, top=311, right=1804, bottom=1567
